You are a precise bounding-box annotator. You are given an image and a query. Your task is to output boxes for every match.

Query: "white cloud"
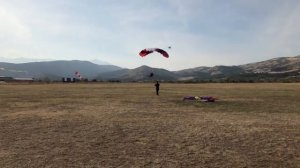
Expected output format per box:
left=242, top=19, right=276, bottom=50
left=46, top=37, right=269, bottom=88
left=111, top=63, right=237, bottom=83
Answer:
left=0, top=0, right=299, bottom=70
left=247, top=1, right=300, bottom=59
left=0, top=7, right=32, bottom=41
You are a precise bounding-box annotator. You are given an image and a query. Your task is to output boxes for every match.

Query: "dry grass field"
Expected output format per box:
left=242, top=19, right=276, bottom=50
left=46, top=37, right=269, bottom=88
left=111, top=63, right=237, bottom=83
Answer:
left=0, top=83, right=299, bottom=168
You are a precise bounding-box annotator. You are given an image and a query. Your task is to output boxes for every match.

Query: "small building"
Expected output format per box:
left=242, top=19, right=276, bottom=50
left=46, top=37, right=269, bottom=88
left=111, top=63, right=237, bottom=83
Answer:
left=0, top=76, right=14, bottom=81
left=62, top=77, right=76, bottom=83
left=13, top=78, right=35, bottom=82
left=0, top=76, right=34, bottom=82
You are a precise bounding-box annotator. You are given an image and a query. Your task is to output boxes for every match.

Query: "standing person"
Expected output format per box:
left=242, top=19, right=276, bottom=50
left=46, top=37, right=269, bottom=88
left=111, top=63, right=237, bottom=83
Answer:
left=155, top=81, right=160, bottom=96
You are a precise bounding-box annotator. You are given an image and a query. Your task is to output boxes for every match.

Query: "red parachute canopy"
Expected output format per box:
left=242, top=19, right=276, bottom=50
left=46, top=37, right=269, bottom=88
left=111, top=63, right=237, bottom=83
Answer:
left=139, top=48, right=169, bottom=58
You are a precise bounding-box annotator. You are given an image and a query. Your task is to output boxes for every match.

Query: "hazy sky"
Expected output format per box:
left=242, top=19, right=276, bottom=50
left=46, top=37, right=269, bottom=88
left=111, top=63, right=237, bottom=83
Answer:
left=0, top=0, right=300, bottom=70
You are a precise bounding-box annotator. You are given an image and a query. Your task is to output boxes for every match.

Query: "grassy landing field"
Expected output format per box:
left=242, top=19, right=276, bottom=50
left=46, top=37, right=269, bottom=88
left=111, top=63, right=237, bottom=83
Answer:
left=0, top=83, right=299, bottom=167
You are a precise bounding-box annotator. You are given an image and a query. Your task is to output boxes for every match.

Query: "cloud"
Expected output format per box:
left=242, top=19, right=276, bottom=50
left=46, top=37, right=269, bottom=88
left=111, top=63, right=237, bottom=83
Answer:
left=0, top=0, right=299, bottom=70
left=0, top=7, right=32, bottom=41
left=241, top=1, right=300, bottom=59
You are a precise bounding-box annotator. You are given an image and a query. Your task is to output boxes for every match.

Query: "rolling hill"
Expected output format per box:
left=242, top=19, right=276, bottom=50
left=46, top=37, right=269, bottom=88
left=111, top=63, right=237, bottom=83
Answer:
left=0, top=60, right=122, bottom=80
left=174, top=55, right=300, bottom=82
left=97, top=65, right=177, bottom=81
left=240, top=55, right=300, bottom=73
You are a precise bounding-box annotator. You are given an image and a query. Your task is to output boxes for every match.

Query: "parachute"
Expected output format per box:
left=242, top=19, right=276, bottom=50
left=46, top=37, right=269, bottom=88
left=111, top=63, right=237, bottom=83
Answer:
left=139, top=48, right=169, bottom=58
left=183, top=96, right=217, bottom=102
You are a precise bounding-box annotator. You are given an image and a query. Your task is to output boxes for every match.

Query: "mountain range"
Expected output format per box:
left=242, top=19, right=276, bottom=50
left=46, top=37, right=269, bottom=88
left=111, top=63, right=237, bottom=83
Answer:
left=0, top=60, right=121, bottom=80
left=1, top=55, right=299, bottom=82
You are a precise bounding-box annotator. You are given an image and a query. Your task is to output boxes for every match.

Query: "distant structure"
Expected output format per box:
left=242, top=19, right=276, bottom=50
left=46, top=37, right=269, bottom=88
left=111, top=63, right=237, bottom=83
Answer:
left=0, top=76, right=34, bottom=82
left=62, top=77, right=77, bottom=83
left=14, top=78, right=35, bottom=82
left=0, top=76, right=14, bottom=82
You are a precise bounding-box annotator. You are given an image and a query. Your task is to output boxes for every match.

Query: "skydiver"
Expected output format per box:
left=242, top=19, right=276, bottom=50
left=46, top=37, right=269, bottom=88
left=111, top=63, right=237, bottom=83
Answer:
left=154, top=81, right=160, bottom=96
left=149, top=72, right=154, bottom=77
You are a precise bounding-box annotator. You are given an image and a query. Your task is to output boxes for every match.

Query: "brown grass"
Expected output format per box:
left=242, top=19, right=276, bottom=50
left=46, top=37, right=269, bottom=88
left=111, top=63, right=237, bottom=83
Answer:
left=0, top=83, right=299, bottom=167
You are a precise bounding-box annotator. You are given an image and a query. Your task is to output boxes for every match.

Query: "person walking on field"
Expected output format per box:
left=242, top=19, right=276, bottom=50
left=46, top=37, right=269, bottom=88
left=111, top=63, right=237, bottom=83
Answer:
left=155, top=81, right=160, bottom=96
